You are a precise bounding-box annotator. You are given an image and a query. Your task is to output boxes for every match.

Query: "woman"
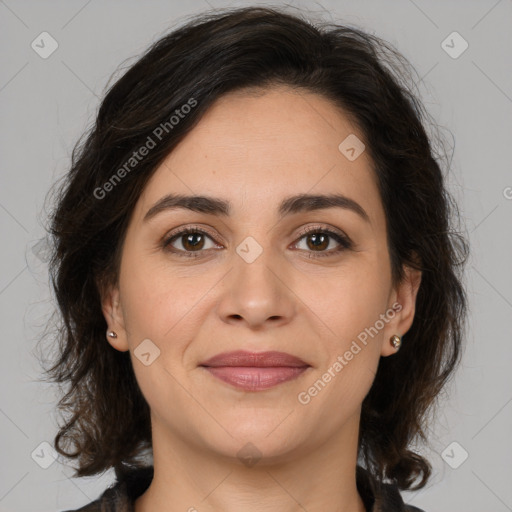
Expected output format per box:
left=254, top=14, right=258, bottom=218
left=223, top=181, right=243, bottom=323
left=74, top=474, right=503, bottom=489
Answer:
left=45, top=6, right=468, bottom=512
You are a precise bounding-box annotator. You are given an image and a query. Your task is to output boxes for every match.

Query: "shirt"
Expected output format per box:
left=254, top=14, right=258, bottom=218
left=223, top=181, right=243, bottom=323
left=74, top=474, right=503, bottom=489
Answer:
left=64, top=465, right=426, bottom=512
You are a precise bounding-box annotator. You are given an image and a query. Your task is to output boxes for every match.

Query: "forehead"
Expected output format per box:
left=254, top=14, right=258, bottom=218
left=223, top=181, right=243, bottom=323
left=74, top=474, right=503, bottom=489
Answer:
left=135, top=86, right=383, bottom=227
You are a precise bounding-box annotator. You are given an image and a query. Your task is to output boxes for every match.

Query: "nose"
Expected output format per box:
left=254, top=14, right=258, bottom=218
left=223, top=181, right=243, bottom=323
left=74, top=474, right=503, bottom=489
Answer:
left=215, top=248, right=296, bottom=330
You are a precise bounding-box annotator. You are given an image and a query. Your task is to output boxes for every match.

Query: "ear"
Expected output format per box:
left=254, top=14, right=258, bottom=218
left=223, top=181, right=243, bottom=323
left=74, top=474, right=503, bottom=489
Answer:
left=101, top=284, right=129, bottom=352
left=380, top=263, right=422, bottom=357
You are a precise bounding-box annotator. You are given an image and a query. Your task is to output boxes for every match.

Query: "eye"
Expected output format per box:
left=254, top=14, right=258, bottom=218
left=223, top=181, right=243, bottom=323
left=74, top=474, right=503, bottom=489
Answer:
left=162, top=224, right=353, bottom=258
left=292, top=226, right=353, bottom=257
left=162, top=226, right=221, bottom=257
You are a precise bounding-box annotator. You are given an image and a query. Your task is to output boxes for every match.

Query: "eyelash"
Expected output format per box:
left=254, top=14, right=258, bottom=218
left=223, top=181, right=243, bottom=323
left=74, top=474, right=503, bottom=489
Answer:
left=162, top=224, right=353, bottom=258
left=162, top=226, right=353, bottom=258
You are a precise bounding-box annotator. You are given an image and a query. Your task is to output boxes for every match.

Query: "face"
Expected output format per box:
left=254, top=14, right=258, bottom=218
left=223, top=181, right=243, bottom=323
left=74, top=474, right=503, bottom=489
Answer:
left=103, top=86, right=420, bottom=464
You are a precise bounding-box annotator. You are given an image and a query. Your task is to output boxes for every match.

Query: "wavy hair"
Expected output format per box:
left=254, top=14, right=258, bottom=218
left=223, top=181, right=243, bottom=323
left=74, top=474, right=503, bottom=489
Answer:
left=42, top=5, right=468, bottom=490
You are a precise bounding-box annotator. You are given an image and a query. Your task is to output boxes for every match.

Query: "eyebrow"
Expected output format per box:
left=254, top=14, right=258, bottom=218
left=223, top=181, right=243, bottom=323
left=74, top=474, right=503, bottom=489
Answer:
left=143, top=193, right=370, bottom=223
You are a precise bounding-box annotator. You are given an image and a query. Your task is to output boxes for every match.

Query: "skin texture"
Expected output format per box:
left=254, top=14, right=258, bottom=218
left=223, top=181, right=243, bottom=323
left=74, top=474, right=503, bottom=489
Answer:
left=102, top=86, right=421, bottom=512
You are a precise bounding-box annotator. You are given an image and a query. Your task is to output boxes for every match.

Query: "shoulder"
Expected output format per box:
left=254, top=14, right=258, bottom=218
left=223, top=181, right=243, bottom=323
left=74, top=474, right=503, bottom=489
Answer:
left=356, top=465, right=427, bottom=512
left=60, top=466, right=153, bottom=512
left=379, top=481, right=427, bottom=512
left=378, top=479, right=427, bottom=512
left=60, top=485, right=125, bottom=512
left=380, top=481, right=427, bottom=512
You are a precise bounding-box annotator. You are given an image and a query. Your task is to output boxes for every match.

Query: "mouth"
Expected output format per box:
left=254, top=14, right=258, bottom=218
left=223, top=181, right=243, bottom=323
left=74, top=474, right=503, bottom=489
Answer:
left=199, top=350, right=311, bottom=391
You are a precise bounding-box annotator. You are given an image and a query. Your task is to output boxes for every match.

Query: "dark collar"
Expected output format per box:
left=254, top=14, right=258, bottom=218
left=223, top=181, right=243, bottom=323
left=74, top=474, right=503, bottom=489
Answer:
left=68, top=465, right=422, bottom=512
left=355, top=465, right=411, bottom=511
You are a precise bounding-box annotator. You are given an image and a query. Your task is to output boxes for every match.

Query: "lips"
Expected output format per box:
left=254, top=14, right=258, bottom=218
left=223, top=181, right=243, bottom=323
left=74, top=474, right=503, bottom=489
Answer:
left=199, top=350, right=308, bottom=368
left=199, top=350, right=310, bottom=391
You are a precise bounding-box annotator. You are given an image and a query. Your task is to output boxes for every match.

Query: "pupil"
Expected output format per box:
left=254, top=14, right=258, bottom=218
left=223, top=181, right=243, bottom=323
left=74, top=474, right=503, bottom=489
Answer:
left=185, top=233, right=203, bottom=250
left=309, top=233, right=328, bottom=250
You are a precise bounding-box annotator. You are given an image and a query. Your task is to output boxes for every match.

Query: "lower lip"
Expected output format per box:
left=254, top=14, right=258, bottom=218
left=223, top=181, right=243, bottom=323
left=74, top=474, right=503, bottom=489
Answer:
left=202, top=366, right=309, bottom=391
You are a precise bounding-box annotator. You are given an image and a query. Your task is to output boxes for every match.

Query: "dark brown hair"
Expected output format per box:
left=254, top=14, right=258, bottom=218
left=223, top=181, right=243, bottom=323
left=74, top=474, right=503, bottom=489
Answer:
left=42, top=5, right=468, bottom=490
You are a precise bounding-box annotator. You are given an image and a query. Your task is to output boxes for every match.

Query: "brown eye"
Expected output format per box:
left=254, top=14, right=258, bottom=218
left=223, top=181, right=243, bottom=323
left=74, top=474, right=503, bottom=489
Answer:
left=180, top=232, right=206, bottom=251
left=162, top=225, right=352, bottom=259
left=163, top=228, right=219, bottom=256
left=305, top=232, right=329, bottom=251
left=293, top=228, right=352, bottom=257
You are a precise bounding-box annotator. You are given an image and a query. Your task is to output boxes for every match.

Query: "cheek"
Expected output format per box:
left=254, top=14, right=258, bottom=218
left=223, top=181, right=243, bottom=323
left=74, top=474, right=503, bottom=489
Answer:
left=118, top=251, right=177, bottom=341
left=297, top=272, right=388, bottom=421
left=118, top=252, right=216, bottom=352
left=297, top=256, right=390, bottom=338
left=294, top=255, right=391, bottom=410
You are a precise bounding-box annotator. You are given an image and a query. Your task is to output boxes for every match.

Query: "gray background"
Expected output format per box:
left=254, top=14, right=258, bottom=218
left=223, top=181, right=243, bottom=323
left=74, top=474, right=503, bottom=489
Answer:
left=1, top=0, right=511, bottom=511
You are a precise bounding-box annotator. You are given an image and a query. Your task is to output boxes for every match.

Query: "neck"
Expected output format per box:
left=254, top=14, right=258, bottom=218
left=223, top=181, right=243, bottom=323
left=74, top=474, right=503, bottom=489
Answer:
left=135, top=414, right=367, bottom=512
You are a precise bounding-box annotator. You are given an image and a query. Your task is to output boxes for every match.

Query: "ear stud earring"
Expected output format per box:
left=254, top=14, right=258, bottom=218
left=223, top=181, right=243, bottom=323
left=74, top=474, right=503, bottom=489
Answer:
left=107, top=331, right=118, bottom=339
left=390, top=334, right=401, bottom=351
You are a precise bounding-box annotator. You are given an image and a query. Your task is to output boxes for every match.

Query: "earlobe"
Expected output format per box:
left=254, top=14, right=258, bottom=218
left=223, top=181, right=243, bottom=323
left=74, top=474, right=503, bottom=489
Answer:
left=381, top=263, right=422, bottom=357
left=101, top=285, right=130, bottom=352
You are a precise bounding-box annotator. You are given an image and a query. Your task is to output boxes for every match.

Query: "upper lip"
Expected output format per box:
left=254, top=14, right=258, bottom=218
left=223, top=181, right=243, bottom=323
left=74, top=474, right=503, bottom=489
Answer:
left=199, top=350, right=309, bottom=368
